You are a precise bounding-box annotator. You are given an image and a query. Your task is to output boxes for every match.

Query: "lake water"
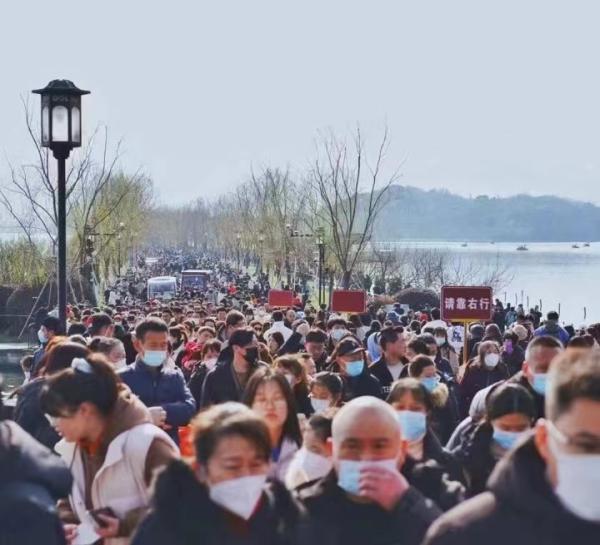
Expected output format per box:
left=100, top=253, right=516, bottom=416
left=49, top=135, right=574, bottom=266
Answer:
left=377, top=241, right=600, bottom=326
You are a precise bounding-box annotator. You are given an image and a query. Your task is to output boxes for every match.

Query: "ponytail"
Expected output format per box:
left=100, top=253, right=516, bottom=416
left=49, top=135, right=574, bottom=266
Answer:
left=40, top=353, right=121, bottom=417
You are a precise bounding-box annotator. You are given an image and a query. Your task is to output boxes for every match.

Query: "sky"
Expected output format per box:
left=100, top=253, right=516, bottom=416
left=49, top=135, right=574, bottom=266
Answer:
left=1, top=0, right=600, bottom=205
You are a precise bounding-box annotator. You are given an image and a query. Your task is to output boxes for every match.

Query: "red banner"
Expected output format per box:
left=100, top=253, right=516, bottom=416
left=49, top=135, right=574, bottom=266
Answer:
left=331, top=290, right=367, bottom=313
left=440, top=285, right=493, bottom=322
left=268, top=289, right=294, bottom=308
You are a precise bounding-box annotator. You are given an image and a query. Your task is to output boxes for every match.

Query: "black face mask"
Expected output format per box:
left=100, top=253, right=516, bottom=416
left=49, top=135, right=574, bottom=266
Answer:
left=243, top=347, right=259, bottom=365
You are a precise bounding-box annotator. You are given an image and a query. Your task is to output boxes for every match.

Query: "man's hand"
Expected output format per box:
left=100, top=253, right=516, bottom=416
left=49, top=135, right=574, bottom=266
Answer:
left=359, top=466, right=410, bottom=511
left=296, top=322, right=310, bottom=338
left=63, top=524, right=78, bottom=545
left=149, top=406, right=167, bottom=427
left=95, top=514, right=120, bottom=538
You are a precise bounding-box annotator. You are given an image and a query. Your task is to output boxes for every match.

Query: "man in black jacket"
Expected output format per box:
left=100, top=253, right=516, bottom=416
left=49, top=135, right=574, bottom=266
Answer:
left=305, top=329, right=329, bottom=371
left=424, top=351, right=600, bottom=544
left=369, top=326, right=408, bottom=396
left=0, top=419, right=72, bottom=545
left=201, top=328, right=267, bottom=407
left=297, top=396, right=441, bottom=545
left=327, top=337, right=382, bottom=401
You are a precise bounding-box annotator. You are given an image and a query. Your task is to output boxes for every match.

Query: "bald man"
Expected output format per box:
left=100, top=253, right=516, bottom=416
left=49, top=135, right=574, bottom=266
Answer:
left=296, top=396, right=441, bottom=545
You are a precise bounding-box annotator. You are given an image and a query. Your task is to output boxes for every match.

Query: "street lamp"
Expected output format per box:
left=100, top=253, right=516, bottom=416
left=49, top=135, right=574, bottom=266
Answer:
left=258, top=235, right=265, bottom=274
left=236, top=232, right=242, bottom=270
left=32, top=80, right=90, bottom=326
left=117, top=222, right=125, bottom=276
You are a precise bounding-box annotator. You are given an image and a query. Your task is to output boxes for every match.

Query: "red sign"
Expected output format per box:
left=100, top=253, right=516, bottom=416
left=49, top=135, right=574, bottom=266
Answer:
left=441, top=285, right=493, bottom=322
left=268, top=289, right=294, bottom=308
left=331, top=290, right=367, bottom=313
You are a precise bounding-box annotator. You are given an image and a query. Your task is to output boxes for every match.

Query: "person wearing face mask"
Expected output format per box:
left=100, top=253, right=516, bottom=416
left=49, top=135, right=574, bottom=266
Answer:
left=188, top=339, right=222, bottom=408
left=468, top=335, right=564, bottom=423
left=309, top=372, right=344, bottom=414
left=459, top=341, right=509, bottom=418
left=273, top=356, right=313, bottom=417
left=420, top=334, right=455, bottom=378
left=168, top=326, right=189, bottom=370
left=451, top=383, right=535, bottom=497
left=30, top=315, right=63, bottom=378
left=296, top=396, right=441, bottom=545
left=425, top=353, right=600, bottom=544
left=201, top=328, right=268, bottom=408
left=433, top=327, right=459, bottom=376
left=327, top=317, right=350, bottom=351
left=132, top=403, right=307, bottom=545
left=286, top=412, right=335, bottom=489
left=499, top=330, right=525, bottom=376
left=119, top=318, right=196, bottom=445
left=387, top=379, right=465, bottom=510
left=89, top=336, right=128, bottom=370
left=327, top=337, right=382, bottom=401
left=243, top=369, right=302, bottom=482
left=408, top=356, right=459, bottom=445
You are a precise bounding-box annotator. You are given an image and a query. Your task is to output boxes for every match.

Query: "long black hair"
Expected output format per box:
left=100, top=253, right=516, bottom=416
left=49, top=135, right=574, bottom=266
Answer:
left=242, top=367, right=303, bottom=447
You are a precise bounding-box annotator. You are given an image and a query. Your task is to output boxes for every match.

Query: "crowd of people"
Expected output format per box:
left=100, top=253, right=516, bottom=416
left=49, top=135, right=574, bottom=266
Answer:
left=1, top=254, right=600, bottom=545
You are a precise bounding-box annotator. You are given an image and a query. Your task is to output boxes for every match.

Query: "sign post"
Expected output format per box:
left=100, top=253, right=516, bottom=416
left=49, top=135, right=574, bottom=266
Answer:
left=267, top=289, right=294, bottom=308
left=440, top=285, right=493, bottom=365
left=331, top=290, right=367, bottom=314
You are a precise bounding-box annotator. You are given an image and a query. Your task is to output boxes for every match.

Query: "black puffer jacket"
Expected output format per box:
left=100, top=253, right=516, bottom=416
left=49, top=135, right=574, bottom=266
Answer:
left=424, top=437, right=600, bottom=545
left=14, top=377, right=60, bottom=449
left=450, top=421, right=497, bottom=497
left=132, top=459, right=309, bottom=545
left=296, top=471, right=441, bottom=545
left=0, top=421, right=72, bottom=545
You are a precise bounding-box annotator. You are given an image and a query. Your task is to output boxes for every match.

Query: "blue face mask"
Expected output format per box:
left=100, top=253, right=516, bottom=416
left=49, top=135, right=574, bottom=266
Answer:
left=532, top=373, right=547, bottom=396
left=493, top=428, right=523, bottom=450
left=420, top=376, right=439, bottom=392
left=38, top=329, right=48, bottom=344
left=143, top=350, right=167, bottom=367
left=337, top=459, right=397, bottom=495
left=396, top=410, right=427, bottom=441
left=345, top=360, right=364, bottom=377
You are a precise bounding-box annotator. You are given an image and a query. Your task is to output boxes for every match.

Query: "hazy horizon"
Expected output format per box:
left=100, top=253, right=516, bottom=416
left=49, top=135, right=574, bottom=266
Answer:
left=2, top=0, right=600, bottom=207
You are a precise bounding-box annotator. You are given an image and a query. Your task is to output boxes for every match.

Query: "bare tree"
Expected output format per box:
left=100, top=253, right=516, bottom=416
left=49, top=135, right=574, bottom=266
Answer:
left=307, top=126, right=401, bottom=288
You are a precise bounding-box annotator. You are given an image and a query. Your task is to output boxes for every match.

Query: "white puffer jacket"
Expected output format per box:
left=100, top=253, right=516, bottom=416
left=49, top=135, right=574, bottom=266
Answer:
left=55, top=423, right=177, bottom=545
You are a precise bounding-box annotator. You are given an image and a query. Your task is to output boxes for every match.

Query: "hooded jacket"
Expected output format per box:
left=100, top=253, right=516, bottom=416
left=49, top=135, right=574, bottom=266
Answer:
left=131, top=459, right=309, bottom=545
left=0, top=421, right=72, bottom=545
left=424, top=436, right=600, bottom=545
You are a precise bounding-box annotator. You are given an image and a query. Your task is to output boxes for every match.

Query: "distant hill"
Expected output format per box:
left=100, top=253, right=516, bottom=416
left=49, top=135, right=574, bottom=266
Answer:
left=372, top=186, right=600, bottom=242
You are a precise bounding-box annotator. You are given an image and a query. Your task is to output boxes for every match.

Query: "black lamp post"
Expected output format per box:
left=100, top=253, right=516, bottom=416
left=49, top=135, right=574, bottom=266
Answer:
left=316, top=227, right=325, bottom=306
left=236, top=232, right=242, bottom=270
left=32, top=80, right=90, bottom=326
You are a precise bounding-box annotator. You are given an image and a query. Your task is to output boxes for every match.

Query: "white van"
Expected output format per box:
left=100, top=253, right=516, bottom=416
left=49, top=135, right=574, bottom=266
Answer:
left=147, top=276, right=177, bottom=301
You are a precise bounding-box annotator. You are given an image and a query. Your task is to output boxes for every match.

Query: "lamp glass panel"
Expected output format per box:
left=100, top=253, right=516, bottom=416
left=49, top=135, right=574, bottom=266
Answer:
left=51, top=105, right=69, bottom=142
left=41, top=106, right=50, bottom=144
left=71, top=106, right=81, bottom=143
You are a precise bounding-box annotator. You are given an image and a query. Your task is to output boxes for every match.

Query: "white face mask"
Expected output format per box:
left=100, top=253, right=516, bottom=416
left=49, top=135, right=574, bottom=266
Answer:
left=284, top=373, right=296, bottom=386
left=337, top=458, right=398, bottom=496
left=295, top=448, right=333, bottom=482
left=549, top=433, right=600, bottom=522
left=209, top=474, right=267, bottom=520
left=204, top=357, right=218, bottom=370
left=310, top=398, right=330, bottom=414
left=115, top=358, right=127, bottom=370
left=435, top=337, right=445, bottom=347
left=484, top=353, right=500, bottom=368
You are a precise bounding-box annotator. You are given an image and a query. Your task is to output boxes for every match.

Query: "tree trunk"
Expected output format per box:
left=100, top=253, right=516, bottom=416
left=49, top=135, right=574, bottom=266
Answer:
left=341, top=270, right=352, bottom=289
